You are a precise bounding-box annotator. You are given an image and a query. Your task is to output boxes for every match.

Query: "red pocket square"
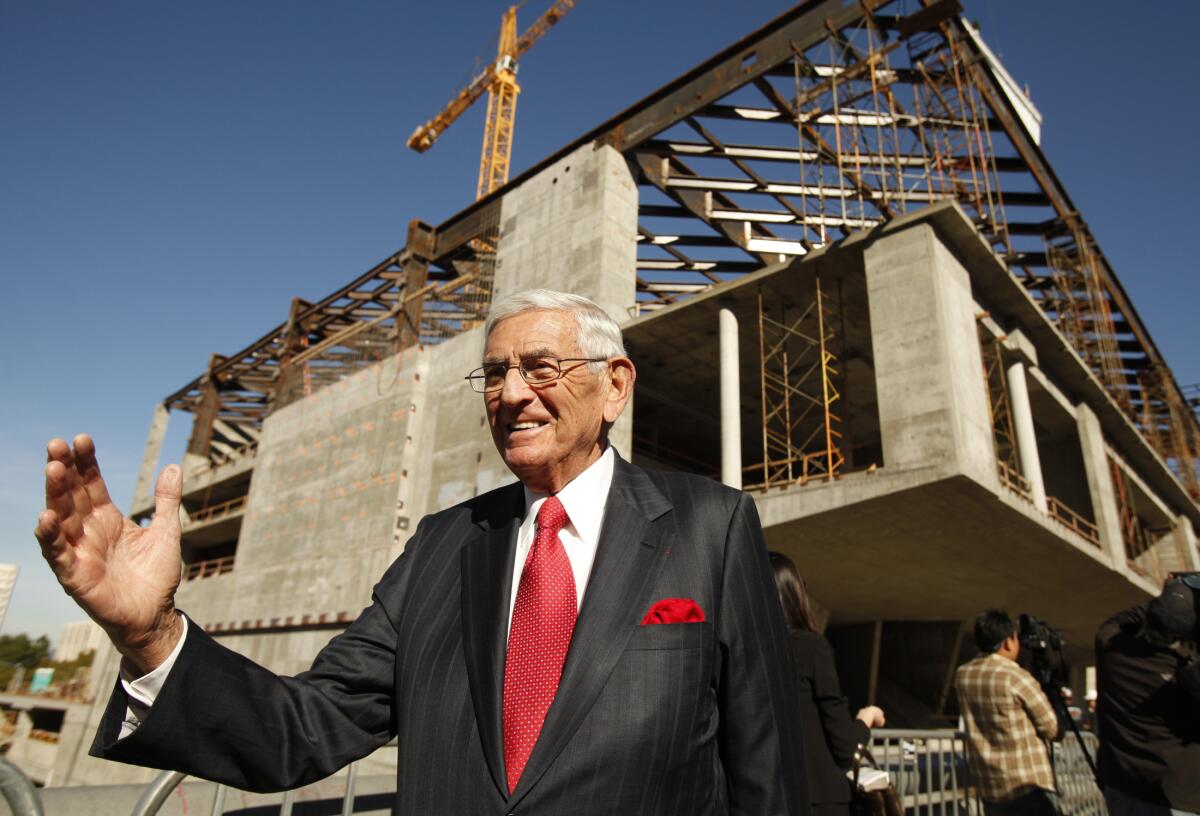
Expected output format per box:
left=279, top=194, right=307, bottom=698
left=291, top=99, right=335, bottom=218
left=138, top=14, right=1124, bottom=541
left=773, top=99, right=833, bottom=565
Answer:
left=641, top=598, right=705, bottom=625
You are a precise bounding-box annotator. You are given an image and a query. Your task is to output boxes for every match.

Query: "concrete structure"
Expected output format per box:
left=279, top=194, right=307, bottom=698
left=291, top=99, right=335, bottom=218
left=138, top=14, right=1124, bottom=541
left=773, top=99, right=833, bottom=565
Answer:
left=625, top=204, right=1197, bottom=725
left=0, top=564, right=17, bottom=633
left=54, top=621, right=105, bottom=663
left=0, top=693, right=91, bottom=786
left=40, top=0, right=1200, bottom=795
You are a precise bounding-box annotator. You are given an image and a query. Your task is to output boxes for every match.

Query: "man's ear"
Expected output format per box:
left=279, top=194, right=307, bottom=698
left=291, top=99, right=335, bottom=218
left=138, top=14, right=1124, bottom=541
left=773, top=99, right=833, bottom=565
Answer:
left=603, top=357, right=636, bottom=424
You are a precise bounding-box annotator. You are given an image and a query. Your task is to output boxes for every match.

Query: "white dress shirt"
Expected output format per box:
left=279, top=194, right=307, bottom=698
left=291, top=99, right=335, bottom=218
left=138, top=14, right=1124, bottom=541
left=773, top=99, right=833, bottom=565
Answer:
left=118, top=446, right=616, bottom=738
left=507, top=445, right=615, bottom=639
left=118, top=615, right=188, bottom=738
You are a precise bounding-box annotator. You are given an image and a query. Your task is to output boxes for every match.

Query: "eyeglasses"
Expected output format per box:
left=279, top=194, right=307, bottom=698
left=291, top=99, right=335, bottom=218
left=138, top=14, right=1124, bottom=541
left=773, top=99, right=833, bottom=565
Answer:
left=465, top=356, right=608, bottom=393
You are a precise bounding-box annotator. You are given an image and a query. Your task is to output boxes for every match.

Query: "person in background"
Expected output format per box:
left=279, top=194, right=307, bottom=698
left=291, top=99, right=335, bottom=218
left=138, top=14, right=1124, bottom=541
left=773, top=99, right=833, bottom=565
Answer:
left=1095, top=576, right=1200, bottom=816
left=955, top=610, right=1061, bottom=816
left=1082, top=689, right=1097, bottom=733
left=770, top=551, right=886, bottom=816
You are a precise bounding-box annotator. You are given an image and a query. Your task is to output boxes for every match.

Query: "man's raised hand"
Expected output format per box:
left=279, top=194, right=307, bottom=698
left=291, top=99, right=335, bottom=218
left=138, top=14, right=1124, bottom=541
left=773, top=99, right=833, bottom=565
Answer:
left=34, top=434, right=184, bottom=675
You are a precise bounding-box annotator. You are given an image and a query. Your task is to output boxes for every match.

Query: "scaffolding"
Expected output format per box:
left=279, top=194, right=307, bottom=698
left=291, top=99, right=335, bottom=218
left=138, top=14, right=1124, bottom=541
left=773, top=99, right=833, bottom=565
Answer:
left=746, top=277, right=844, bottom=491
left=166, top=200, right=505, bottom=469
left=977, top=324, right=1029, bottom=500
left=1137, top=366, right=1200, bottom=500
left=159, top=0, right=1199, bottom=499
left=1110, top=455, right=1159, bottom=580
left=1042, top=221, right=1132, bottom=416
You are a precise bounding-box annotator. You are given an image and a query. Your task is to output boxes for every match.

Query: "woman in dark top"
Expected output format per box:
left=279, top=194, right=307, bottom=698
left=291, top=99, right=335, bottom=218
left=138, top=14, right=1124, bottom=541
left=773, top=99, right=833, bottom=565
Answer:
left=770, top=551, right=886, bottom=816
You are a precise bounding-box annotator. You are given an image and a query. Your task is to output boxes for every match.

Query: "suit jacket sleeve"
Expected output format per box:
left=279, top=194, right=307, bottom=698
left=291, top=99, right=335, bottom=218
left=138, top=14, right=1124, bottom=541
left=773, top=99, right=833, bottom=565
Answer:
left=811, top=637, right=869, bottom=769
left=716, top=492, right=810, bottom=816
left=89, top=527, right=422, bottom=792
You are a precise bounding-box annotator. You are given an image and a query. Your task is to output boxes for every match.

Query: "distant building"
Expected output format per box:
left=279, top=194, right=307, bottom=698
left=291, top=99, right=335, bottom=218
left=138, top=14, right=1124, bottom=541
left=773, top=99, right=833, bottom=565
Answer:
left=54, top=621, right=105, bottom=663
left=0, top=564, right=17, bottom=633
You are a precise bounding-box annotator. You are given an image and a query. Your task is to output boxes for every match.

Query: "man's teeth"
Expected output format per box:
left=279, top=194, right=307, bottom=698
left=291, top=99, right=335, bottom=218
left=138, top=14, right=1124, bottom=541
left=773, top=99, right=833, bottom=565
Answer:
left=511, top=421, right=544, bottom=431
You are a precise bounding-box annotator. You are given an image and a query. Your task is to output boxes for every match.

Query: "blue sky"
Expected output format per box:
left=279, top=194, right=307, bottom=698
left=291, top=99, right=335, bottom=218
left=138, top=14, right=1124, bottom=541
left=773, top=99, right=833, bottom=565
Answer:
left=2, top=1, right=1197, bottom=643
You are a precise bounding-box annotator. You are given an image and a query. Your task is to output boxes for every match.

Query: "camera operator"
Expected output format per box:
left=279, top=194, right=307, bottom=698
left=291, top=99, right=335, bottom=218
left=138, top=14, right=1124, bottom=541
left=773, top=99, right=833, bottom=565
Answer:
left=956, top=610, right=1062, bottom=816
left=1095, top=574, right=1200, bottom=816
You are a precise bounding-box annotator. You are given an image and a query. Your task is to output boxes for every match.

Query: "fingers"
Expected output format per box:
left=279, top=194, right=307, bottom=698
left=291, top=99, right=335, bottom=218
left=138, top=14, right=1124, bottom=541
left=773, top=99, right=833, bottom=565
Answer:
left=34, top=510, right=71, bottom=574
left=72, top=433, right=114, bottom=511
left=151, top=465, right=183, bottom=539
left=44, top=460, right=85, bottom=543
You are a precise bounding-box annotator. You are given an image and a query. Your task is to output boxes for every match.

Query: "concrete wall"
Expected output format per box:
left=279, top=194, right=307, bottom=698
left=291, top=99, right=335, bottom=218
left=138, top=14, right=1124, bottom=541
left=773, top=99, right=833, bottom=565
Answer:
left=5, top=711, right=58, bottom=785
left=187, top=346, right=424, bottom=634
left=494, top=143, right=638, bottom=322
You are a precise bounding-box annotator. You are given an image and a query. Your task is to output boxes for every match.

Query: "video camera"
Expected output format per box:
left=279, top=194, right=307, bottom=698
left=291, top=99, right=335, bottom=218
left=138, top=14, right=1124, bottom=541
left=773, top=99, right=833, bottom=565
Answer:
left=1017, top=613, right=1098, bottom=779
left=1018, top=613, right=1069, bottom=689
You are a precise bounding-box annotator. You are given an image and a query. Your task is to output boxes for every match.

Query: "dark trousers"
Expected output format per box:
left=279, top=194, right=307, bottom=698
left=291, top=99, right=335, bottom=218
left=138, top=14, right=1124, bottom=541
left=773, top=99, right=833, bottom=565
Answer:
left=984, top=789, right=1059, bottom=816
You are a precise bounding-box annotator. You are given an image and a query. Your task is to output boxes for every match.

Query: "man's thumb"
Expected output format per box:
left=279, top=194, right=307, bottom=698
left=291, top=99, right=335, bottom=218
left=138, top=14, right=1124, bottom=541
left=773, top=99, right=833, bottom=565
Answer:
left=153, top=465, right=183, bottom=535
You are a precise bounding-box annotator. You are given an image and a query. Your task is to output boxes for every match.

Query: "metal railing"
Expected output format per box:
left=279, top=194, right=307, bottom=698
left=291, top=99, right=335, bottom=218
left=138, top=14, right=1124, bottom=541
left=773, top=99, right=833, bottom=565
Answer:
left=1046, top=496, right=1101, bottom=547
left=134, top=763, right=362, bottom=816
left=188, top=496, right=247, bottom=526
left=868, top=729, right=974, bottom=814
left=867, top=728, right=1107, bottom=816
left=128, top=730, right=1107, bottom=815
left=997, top=460, right=1033, bottom=501
left=0, top=757, right=43, bottom=816
left=1053, top=732, right=1107, bottom=816
left=182, top=555, right=235, bottom=582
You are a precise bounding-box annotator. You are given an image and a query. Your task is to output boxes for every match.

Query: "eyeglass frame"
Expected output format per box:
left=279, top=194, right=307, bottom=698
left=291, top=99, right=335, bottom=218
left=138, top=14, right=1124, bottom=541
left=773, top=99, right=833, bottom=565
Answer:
left=464, top=356, right=610, bottom=393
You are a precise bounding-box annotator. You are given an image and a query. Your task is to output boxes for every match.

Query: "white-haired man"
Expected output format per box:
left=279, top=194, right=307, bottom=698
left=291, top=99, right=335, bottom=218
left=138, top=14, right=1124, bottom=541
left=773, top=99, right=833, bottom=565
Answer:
left=36, top=289, right=808, bottom=815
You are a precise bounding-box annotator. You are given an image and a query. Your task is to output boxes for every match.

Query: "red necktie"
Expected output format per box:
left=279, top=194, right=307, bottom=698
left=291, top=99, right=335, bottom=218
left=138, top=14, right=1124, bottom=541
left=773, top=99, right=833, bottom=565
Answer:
left=502, top=495, right=576, bottom=793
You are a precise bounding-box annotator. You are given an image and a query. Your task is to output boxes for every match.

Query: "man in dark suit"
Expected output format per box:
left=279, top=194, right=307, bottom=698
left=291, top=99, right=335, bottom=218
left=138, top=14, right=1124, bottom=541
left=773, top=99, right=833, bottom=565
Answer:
left=35, top=289, right=808, bottom=815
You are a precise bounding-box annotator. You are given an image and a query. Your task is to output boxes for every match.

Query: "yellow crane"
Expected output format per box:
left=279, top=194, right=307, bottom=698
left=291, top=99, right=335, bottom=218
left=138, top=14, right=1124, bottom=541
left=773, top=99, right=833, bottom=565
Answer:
left=407, top=1, right=577, bottom=201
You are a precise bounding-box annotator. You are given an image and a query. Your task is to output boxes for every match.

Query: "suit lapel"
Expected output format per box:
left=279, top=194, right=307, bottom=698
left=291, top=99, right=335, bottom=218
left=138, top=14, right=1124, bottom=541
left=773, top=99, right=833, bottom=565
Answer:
left=460, top=484, right=524, bottom=800
left=508, top=455, right=674, bottom=805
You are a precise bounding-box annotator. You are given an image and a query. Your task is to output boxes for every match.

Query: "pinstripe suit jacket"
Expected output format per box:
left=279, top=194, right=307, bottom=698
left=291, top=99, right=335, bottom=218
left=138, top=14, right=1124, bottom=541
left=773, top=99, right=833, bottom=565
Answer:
left=93, top=455, right=809, bottom=815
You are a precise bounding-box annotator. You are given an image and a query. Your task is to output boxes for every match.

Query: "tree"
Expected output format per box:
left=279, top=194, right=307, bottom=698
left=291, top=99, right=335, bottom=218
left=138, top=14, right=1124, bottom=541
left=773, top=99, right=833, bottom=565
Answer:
left=0, top=634, right=50, bottom=668
left=0, top=634, right=52, bottom=692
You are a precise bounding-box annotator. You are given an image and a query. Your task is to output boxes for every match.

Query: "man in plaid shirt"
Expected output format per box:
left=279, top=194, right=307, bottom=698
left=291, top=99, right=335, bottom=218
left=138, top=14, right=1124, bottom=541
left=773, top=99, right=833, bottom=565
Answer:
left=956, top=610, right=1062, bottom=815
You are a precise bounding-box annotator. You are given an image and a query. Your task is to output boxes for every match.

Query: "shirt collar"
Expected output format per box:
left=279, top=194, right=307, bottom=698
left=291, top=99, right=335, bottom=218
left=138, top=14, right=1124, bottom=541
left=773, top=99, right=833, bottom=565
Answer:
left=522, top=446, right=615, bottom=539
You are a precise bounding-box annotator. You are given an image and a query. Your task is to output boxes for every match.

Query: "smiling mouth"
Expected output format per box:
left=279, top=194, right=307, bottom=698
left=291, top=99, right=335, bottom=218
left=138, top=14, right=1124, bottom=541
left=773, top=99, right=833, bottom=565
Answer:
left=508, top=420, right=548, bottom=433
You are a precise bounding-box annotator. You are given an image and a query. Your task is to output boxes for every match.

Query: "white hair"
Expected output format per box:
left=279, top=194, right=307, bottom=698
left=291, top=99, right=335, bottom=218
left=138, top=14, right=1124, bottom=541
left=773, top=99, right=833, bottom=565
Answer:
left=483, top=289, right=626, bottom=370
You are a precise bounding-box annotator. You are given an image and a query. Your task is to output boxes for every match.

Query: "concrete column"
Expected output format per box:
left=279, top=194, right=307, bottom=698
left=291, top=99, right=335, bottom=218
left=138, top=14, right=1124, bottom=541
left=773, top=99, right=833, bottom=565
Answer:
left=863, top=223, right=995, bottom=486
left=131, top=404, right=170, bottom=510
left=1006, top=360, right=1047, bottom=512
left=1076, top=403, right=1125, bottom=568
left=1175, top=514, right=1199, bottom=570
left=719, top=307, right=742, bottom=489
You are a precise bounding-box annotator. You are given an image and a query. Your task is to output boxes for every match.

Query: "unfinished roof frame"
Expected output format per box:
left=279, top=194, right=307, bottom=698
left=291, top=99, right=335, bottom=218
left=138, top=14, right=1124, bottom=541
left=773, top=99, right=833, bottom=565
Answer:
left=158, top=0, right=1198, bottom=500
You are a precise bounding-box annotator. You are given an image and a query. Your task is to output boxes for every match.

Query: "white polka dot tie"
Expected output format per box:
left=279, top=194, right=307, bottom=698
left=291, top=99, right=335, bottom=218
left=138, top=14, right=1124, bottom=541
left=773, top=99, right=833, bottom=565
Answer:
left=502, top=495, right=576, bottom=794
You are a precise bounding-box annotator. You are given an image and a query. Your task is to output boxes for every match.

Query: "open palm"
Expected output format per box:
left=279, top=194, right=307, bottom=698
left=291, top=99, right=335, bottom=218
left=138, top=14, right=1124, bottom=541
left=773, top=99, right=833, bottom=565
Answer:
left=35, top=434, right=184, bottom=672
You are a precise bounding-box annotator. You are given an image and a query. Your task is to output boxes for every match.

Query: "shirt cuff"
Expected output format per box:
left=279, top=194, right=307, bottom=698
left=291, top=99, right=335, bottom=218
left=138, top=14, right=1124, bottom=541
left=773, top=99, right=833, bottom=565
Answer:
left=117, top=615, right=188, bottom=739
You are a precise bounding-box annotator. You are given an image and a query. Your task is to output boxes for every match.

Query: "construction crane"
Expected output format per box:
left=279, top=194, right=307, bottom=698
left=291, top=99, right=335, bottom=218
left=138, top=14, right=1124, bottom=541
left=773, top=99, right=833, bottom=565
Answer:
left=407, top=1, right=577, bottom=201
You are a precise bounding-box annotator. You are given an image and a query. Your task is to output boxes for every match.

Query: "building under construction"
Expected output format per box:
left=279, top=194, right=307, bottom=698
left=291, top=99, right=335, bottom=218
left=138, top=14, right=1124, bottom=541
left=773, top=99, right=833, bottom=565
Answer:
left=41, top=0, right=1200, bottom=789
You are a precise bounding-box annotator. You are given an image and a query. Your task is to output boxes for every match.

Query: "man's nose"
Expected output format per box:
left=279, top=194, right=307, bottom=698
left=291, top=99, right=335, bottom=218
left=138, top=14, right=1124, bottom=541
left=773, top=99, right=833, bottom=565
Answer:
left=498, top=365, right=533, bottom=405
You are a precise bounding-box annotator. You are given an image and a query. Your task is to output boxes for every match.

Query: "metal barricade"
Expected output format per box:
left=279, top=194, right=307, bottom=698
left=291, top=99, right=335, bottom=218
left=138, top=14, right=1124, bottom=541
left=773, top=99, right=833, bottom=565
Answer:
left=868, top=728, right=1107, bottom=816
left=131, top=762, right=361, bottom=816
left=869, top=729, right=976, bottom=815
left=125, top=730, right=1107, bottom=815
left=1053, top=731, right=1106, bottom=816
left=0, top=757, right=43, bottom=816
